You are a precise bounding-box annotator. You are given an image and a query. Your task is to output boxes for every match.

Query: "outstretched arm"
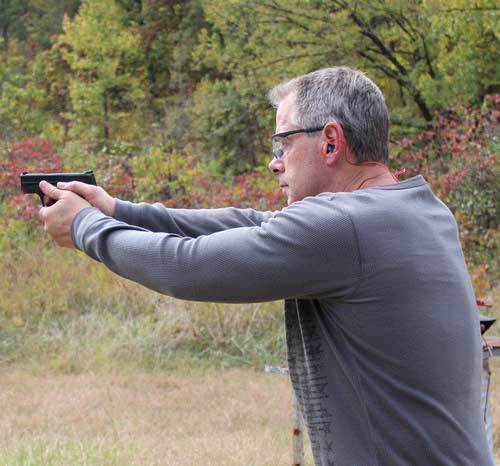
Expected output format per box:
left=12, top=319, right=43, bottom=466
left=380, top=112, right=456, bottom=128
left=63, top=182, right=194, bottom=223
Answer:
left=113, top=199, right=278, bottom=237
left=70, top=195, right=361, bottom=303
left=59, top=181, right=278, bottom=236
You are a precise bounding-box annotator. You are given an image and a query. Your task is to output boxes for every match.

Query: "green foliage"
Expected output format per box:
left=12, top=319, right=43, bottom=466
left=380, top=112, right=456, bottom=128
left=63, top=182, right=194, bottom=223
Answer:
left=0, top=1, right=82, bottom=141
left=0, top=0, right=497, bottom=166
left=0, top=0, right=29, bottom=52
left=191, top=0, right=498, bottom=158
left=26, top=0, right=81, bottom=50
left=59, top=0, right=146, bottom=143
left=188, top=78, right=272, bottom=172
left=132, top=141, right=286, bottom=209
left=0, top=53, right=45, bottom=140
left=419, top=0, right=499, bottom=108
left=197, top=0, right=437, bottom=124
left=133, top=142, right=200, bottom=202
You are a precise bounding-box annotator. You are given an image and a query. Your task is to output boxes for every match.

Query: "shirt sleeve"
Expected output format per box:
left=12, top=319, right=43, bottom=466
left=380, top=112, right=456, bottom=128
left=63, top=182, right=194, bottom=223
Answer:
left=71, top=196, right=361, bottom=303
left=113, top=199, right=278, bottom=236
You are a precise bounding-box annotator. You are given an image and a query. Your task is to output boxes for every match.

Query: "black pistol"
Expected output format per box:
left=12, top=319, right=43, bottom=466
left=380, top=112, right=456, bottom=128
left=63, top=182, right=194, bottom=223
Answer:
left=20, top=170, right=97, bottom=206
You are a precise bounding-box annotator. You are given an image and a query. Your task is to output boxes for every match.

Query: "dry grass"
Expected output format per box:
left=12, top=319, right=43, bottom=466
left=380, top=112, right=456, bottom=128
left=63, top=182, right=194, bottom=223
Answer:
left=0, top=368, right=313, bottom=466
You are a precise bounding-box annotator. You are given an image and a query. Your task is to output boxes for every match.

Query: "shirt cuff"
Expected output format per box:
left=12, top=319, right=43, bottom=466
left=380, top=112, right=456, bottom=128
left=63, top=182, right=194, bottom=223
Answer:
left=70, top=207, right=107, bottom=253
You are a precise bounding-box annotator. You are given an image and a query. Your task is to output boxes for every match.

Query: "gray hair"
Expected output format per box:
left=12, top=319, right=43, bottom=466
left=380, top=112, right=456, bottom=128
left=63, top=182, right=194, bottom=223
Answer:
left=268, top=67, right=389, bottom=163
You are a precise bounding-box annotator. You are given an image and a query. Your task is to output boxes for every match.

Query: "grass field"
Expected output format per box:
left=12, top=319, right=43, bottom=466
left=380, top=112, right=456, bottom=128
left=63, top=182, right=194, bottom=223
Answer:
left=0, top=368, right=314, bottom=466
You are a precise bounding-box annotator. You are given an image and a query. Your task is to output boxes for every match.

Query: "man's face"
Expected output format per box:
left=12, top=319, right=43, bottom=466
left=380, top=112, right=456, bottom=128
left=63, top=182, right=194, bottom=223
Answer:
left=269, top=93, right=326, bottom=205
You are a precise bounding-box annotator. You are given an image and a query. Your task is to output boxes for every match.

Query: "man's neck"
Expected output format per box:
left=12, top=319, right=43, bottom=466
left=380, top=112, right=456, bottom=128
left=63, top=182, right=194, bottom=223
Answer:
left=356, top=171, right=397, bottom=190
left=331, top=166, right=397, bottom=192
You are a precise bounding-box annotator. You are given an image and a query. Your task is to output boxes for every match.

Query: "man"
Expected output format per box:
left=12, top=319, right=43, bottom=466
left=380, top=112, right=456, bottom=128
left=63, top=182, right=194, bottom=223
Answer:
left=39, top=67, right=493, bottom=466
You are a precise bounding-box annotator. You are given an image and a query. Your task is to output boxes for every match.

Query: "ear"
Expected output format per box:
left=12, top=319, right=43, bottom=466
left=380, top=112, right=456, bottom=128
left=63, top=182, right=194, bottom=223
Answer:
left=322, top=121, right=345, bottom=166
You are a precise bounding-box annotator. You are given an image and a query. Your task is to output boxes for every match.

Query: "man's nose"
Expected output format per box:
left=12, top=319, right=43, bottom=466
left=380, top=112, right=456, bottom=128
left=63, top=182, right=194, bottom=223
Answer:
left=268, top=157, right=284, bottom=174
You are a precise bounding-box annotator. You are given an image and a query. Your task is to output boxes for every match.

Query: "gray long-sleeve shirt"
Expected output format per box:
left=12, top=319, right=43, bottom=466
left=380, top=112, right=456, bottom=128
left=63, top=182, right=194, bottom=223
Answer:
left=71, top=175, right=493, bottom=466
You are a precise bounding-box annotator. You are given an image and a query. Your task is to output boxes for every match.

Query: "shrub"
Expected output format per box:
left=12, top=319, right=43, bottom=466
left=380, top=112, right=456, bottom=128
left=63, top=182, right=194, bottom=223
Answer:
left=0, top=137, right=62, bottom=222
left=132, top=143, right=286, bottom=210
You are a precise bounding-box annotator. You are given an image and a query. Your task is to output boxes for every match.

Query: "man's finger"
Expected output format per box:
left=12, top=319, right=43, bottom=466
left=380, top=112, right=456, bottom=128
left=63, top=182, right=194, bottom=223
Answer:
left=44, top=195, right=56, bottom=207
left=57, top=180, right=94, bottom=197
left=39, top=180, right=63, bottom=201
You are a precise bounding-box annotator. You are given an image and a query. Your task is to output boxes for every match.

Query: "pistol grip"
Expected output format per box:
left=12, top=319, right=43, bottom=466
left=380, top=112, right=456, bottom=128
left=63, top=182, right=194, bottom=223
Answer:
left=38, top=193, right=49, bottom=207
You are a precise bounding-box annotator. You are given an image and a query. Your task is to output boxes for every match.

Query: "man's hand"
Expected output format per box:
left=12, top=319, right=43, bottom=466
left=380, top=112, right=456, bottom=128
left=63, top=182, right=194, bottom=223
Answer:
left=57, top=181, right=116, bottom=217
left=38, top=181, right=91, bottom=248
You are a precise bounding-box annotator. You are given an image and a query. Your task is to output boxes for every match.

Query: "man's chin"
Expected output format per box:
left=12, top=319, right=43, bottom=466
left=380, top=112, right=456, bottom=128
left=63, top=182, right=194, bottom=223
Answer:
left=282, top=187, right=305, bottom=205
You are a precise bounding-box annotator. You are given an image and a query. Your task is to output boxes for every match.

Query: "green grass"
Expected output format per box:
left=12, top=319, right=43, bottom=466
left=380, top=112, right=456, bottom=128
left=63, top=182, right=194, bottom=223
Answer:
left=0, top=440, right=133, bottom=466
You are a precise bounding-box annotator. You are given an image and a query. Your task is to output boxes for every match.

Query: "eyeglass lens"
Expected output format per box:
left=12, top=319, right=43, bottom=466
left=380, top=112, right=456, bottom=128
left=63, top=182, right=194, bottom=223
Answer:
left=272, top=137, right=284, bottom=159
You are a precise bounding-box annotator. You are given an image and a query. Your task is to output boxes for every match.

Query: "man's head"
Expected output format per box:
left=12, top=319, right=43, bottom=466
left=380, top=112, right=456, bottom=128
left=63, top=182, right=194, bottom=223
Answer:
left=268, top=67, right=390, bottom=204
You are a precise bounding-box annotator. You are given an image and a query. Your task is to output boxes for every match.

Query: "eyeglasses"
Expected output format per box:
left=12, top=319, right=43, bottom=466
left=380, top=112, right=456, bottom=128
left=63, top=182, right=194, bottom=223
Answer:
left=271, top=126, right=324, bottom=159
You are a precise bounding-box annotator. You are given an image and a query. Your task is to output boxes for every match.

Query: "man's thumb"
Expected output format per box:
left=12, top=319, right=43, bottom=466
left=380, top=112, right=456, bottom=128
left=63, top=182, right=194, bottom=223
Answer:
left=57, top=181, right=93, bottom=198
left=39, top=180, right=63, bottom=200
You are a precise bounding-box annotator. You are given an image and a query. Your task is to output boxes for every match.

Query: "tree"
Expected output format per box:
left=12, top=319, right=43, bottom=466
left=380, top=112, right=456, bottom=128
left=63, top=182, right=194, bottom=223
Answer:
left=418, top=0, right=499, bottom=108
left=0, top=0, right=28, bottom=54
left=186, top=0, right=498, bottom=169
left=59, top=0, right=146, bottom=143
left=196, top=0, right=498, bottom=123
left=26, top=0, right=81, bottom=50
left=117, top=0, right=209, bottom=147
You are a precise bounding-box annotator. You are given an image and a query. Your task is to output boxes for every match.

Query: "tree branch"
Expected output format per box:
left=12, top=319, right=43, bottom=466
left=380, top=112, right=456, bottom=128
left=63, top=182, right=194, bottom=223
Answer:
left=349, top=10, right=409, bottom=77
left=439, top=7, right=499, bottom=12
left=358, top=49, right=432, bottom=121
left=357, top=50, right=405, bottom=84
left=419, top=32, right=436, bottom=79
left=249, top=50, right=332, bottom=71
left=257, top=1, right=331, bottom=24
left=390, top=13, right=417, bottom=42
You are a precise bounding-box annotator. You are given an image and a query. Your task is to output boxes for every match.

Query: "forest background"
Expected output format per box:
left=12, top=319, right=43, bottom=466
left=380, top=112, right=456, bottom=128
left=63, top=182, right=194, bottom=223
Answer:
left=0, top=0, right=498, bottom=465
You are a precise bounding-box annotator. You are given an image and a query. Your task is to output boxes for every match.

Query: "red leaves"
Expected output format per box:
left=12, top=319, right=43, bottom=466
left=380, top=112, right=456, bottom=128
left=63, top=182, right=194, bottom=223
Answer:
left=0, top=137, right=62, bottom=196
left=0, top=137, right=63, bottom=221
left=160, top=170, right=286, bottom=211
left=96, top=156, right=135, bottom=200
left=396, top=95, right=499, bottom=197
left=477, top=300, right=493, bottom=308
